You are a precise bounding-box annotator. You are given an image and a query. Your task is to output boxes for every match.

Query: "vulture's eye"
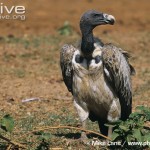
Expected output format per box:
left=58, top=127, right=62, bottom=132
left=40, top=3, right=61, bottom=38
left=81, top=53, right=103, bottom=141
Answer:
left=93, top=14, right=100, bottom=17
left=95, top=55, right=101, bottom=64
left=75, top=54, right=83, bottom=63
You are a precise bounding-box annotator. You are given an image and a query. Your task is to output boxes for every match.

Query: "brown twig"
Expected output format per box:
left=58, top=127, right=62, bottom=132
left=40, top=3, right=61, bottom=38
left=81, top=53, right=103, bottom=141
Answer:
left=6, top=144, right=12, bottom=150
left=21, top=125, right=111, bottom=141
left=0, top=135, right=26, bottom=149
left=50, top=148, right=63, bottom=150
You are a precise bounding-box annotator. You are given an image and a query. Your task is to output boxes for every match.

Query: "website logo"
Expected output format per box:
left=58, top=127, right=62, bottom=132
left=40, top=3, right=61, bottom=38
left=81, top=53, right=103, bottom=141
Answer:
left=0, top=3, right=26, bottom=21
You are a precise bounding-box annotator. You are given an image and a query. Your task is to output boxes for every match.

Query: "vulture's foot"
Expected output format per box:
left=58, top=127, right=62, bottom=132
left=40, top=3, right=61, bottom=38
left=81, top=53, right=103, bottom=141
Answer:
left=80, top=132, right=89, bottom=144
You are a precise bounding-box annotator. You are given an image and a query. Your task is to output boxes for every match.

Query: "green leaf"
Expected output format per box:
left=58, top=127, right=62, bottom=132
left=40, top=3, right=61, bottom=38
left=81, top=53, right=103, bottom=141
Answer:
left=133, top=129, right=142, bottom=142
left=1, top=114, right=14, bottom=132
left=127, top=135, right=133, bottom=142
left=104, top=123, right=116, bottom=127
left=42, top=133, right=51, bottom=140
left=136, top=105, right=145, bottom=111
left=136, top=106, right=150, bottom=121
left=38, top=133, right=52, bottom=141
left=145, top=112, right=150, bottom=121
left=136, top=106, right=150, bottom=112
left=119, top=125, right=129, bottom=132
left=112, top=131, right=120, bottom=141
left=143, top=133, right=150, bottom=142
left=129, top=112, right=143, bottom=119
left=58, top=21, right=72, bottom=36
left=113, top=129, right=121, bottom=133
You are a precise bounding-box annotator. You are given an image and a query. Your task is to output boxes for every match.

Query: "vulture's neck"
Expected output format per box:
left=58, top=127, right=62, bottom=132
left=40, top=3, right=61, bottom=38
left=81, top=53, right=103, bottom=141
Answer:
left=81, top=26, right=94, bottom=56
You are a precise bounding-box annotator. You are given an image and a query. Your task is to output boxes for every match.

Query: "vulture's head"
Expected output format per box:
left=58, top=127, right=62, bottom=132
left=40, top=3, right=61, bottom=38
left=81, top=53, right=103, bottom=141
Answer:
left=80, top=10, right=115, bottom=31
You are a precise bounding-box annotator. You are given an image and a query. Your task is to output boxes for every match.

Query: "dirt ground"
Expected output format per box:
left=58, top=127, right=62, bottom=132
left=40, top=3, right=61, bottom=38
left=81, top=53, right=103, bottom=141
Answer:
left=0, top=0, right=149, bottom=149
left=1, top=0, right=150, bottom=36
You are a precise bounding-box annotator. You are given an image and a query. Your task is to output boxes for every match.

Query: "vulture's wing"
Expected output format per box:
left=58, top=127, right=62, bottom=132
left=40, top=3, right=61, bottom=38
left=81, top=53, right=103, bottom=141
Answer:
left=60, top=44, right=76, bottom=93
left=102, top=43, right=135, bottom=120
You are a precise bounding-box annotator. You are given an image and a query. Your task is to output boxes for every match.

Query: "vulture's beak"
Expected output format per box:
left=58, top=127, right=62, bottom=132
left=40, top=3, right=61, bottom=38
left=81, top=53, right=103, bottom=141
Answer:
left=103, top=13, right=115, bottom=25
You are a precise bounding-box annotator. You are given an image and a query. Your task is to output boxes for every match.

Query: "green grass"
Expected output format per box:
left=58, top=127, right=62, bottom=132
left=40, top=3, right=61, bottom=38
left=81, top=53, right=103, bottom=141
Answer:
left=0, top=108, right=100, bottom=149
left=2, top=106, right=149, bottom=149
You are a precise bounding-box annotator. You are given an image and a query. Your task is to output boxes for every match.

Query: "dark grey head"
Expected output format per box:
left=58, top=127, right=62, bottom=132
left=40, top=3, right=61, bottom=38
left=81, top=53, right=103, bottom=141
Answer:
left=80, top=10, right=115, bottom=57
left=80, top=10, right=115, bottom=32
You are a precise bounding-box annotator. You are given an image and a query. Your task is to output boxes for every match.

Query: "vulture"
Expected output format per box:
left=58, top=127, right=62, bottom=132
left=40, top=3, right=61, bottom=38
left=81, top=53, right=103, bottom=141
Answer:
left=60, top=10, right=135, bottom=140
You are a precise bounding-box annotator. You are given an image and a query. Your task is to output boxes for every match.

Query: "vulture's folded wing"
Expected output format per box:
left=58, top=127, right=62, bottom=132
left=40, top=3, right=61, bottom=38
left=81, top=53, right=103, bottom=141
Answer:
left=102, top=43, right=135, bottom=120
left=60, top=44, right=77, bottom=93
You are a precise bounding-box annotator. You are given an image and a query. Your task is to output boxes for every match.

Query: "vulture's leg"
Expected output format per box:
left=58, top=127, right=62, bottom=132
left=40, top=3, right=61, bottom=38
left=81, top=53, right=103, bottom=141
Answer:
left=73, top=99, right=89, bottom=140
left=80, top=119, right=88, bottom=140
left=98, top=121, right=112, bottom=142
left=108, top=126, right=113, bottom=138
left=107, top=98, right=121, bottom=138
left=98, top=120, right=108, bottom=136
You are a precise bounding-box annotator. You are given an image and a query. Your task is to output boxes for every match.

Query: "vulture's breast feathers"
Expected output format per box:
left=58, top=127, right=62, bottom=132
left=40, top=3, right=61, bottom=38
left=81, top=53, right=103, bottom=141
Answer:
left=72, top=43, right=103, bottom=78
